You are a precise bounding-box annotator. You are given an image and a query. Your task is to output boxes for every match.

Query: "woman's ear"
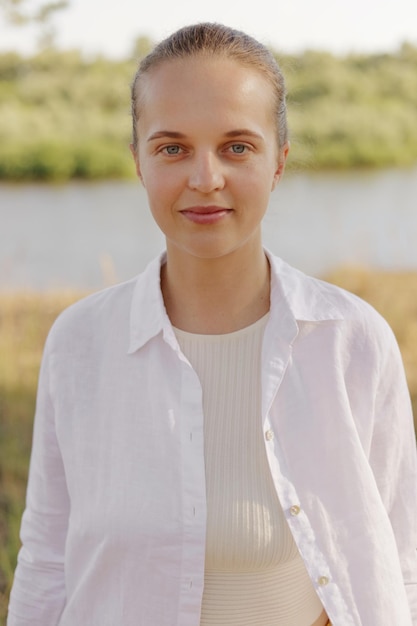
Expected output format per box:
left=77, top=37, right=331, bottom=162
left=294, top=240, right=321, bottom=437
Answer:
left=271, top=141, right=290, bottom=190
left=129, top=143, right=144, bottom=185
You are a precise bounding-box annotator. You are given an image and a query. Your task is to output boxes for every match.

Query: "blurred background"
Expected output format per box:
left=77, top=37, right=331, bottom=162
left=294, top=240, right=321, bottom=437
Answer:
left=1, top=0, right=417, bottom=620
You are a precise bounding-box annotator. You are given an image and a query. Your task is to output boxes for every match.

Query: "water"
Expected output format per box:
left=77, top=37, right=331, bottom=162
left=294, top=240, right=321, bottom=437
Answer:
left=1, top=168, right=417, bottom=290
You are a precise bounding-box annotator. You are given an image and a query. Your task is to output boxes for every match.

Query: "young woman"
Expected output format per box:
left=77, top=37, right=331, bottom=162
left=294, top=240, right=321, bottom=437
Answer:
left=8, top=23, right=417, bottom=626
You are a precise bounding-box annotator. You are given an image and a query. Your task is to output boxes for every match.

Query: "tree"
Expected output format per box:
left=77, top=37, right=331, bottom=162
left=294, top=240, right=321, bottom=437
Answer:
left=0, top=0, right=69, bottom=48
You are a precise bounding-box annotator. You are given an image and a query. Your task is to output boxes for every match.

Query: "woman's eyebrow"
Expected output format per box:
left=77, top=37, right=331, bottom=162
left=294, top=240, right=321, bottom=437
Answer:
left=223, top=129, right=264, bottom=140
left=147, top=131, right=186, bottom=142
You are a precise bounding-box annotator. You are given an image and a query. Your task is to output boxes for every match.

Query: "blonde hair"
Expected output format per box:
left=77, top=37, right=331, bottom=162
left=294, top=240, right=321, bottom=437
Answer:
left=130, top=23, right=288, bottom=153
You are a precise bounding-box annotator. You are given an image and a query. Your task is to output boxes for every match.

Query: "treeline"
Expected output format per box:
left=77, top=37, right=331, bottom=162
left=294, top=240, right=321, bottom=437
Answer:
left=0, top=41, right=417, bottom=180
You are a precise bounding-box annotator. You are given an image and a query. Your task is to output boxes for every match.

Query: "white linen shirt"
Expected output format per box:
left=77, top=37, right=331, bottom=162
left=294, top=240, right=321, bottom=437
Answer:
left=8, top=251, right=417, bottom=626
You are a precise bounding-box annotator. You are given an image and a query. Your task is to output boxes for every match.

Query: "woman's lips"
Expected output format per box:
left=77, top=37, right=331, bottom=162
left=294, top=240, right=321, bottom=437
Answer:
left=180, top=206, right=232, bottom=225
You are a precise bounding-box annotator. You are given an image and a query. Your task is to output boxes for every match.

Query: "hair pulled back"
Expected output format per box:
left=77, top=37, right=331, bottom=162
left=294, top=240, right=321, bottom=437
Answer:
left=130, top=23, right=288, bottom=153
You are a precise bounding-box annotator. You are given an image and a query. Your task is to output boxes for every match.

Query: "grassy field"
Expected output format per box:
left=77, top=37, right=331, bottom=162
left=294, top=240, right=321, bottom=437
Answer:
left=1, top=271, right=416, bottom=619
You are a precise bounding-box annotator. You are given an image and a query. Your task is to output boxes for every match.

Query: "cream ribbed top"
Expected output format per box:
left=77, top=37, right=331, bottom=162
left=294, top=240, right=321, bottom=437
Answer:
left=174, top=315, right=324, bottom=626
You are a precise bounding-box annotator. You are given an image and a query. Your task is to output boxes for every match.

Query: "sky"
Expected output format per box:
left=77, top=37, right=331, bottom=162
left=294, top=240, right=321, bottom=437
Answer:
left=0, top=0, right=416, bottom=57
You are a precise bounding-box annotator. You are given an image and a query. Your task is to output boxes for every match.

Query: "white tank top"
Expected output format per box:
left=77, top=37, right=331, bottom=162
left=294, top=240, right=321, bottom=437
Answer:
left=174, top=314, right=324, bottom=626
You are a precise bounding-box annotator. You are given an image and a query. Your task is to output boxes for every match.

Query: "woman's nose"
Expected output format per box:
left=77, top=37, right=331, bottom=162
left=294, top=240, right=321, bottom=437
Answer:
left=187, top=152, right=225, bottom=193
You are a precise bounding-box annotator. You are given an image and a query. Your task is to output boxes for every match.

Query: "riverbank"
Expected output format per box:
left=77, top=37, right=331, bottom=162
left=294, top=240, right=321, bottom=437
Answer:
left=0, top=268, right=416, bottom=619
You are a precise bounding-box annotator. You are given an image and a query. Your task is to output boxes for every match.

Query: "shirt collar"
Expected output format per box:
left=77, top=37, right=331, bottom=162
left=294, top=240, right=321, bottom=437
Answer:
left=267, top=250, right=345, bottom=323
left=128, top=250, right=345, bottom=354
left=128, top=252, right=171, bottom=354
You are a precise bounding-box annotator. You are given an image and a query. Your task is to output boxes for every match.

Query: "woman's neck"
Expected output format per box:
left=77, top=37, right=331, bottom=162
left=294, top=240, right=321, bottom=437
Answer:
left=161, top=244, right=270, bottom=334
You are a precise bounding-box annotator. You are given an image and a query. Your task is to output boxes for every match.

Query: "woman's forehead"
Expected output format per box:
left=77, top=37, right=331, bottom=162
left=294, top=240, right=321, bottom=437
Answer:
left=132, top=57, right=280, bottom=152
left=138, top=57, right=275, bottom=116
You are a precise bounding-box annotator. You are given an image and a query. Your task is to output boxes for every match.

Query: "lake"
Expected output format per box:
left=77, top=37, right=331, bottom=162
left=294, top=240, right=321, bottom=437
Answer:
left=1, top=167, right=417, bottom=290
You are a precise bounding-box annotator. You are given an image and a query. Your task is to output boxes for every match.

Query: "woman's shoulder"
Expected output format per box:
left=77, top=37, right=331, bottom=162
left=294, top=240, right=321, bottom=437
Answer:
left=46, top=254, right=164, bottom=347
left=269, top=252, right=396, bottom=346
left=46, top=277, right=138, bottom=350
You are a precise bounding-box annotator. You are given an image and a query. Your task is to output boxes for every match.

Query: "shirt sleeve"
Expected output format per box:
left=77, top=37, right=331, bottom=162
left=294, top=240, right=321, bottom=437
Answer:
left=369, top=322, right=417, bottom=624
left=7, top=339, right=69, bottom=625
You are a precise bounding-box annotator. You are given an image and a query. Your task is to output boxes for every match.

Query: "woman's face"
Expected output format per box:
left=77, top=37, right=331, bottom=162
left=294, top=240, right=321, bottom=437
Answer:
left=132, top=56, right=289, bottom=262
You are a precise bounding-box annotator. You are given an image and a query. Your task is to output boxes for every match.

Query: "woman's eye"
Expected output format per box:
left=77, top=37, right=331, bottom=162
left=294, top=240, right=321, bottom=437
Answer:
left=163, top=145, right=182, bottom=155
left=229, top=144, right=247, bottom=154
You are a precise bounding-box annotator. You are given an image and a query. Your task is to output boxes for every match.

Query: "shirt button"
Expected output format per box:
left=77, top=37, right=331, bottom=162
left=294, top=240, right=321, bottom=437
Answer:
left=318, top=576, right=329, bottom=586
left=290, top=505, right=301, bottom=516
left=265, top=429, right=274, bottom=441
